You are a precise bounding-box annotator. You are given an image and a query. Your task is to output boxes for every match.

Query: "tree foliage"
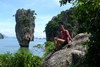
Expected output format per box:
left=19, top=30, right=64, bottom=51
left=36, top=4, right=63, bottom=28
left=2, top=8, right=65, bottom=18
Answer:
left=0, top=52, right=42, bottom=67
left=60, top=0, right=100, bottom=67
left=45, top=8, right=79, bottom=41
left=42, top=41, right=55, bottom=58
left=59, top=0, right=72, bottom=6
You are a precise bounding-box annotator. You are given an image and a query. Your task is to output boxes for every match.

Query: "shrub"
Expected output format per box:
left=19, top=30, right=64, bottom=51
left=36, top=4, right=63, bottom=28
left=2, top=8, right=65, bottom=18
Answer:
left=42, top=41, right=54, bottom=58
left=0, top=52, right=42, bottom=67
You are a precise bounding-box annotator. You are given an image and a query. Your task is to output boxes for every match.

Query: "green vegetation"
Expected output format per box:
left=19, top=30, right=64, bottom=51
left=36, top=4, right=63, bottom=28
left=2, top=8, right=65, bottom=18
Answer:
left=1, top=0, right=100, bottom=66
left=60, top=0, right=100, bottom=67
left=0, top=41, right=54, bottom=67
left=18, top=10, right=35, bottom=34
left=45, top=8, right=79, bottom=41
left=32, top=41, right=54, bottom=59
left=15, top=9, right=36, bottom=47
left=33, top=44, right=44, bottom=49
left=0, top=49, right=42, bottom=67
left=42, top=41, right=54, bottom=58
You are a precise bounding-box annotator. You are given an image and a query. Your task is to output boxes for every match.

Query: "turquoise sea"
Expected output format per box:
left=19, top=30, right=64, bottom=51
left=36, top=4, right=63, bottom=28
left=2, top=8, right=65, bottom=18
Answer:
left=0, top=38, right=46, bottom=57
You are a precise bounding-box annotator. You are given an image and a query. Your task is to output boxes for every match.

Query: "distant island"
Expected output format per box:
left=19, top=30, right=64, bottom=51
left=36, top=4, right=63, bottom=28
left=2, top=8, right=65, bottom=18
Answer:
left=0, top=33, right=4, bottom=39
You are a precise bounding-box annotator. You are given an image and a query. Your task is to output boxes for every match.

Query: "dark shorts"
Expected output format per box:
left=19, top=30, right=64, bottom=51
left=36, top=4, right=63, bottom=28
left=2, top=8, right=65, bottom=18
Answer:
left=54, top=40, right=68, bottom=51
left=62, top=40, right=68, bottom=46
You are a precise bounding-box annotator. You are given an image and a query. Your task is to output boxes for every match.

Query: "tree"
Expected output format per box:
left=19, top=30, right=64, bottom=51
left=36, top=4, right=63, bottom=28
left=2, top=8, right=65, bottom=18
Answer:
left=59, top=0, right=100, bottom=67
left=59, top=0, right=72, bottom=6
left=45, top=8, right=79, bottom=41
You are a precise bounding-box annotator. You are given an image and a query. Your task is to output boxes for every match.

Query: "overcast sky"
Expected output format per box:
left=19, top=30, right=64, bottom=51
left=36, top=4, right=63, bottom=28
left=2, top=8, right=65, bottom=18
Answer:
left=0, top=0, right=72, bottom=38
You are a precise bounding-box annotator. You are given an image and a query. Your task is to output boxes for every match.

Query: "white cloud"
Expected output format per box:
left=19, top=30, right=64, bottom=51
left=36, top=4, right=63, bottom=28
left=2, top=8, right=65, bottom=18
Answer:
left=35, top=15, right=53, bottom=30
left=0, top=21, right=15, bottom=30
left=34, top=15, right=54, bottom=38
left=34, top=28, right=46, bottom=38
left=36, top=15, right=53, bottom=24
left=0, top=21, right=15, bottom=37
left=0, top=28, right=15, bottom=37
left=0, top=22, right=15, bottom=26
left=53, top=0, right=60, bottom=6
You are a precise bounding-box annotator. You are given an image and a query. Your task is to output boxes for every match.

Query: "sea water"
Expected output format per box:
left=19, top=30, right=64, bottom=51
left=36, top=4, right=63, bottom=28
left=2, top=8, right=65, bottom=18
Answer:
left=0, top=37, right=46, bottom=57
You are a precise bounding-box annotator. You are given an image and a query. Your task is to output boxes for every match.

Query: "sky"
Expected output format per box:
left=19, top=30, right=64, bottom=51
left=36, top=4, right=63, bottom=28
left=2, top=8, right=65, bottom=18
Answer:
left=0, top=0, right=72, bottom=38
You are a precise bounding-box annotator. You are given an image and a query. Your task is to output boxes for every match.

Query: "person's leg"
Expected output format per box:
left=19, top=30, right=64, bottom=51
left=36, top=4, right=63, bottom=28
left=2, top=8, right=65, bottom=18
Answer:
left=54, top=38, right=65, bottom=49
left=56, top=38, right=65, bottom=45
left=54, top=37, right=59, bottom=49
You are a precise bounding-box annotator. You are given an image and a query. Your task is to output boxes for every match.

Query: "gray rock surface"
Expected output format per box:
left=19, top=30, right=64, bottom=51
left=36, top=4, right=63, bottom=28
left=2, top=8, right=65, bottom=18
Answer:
left=42, top=33, right=90, bottom=67
left=15, top=9, right=35, bottom=47
left=0, top=33, right=4, bottom=39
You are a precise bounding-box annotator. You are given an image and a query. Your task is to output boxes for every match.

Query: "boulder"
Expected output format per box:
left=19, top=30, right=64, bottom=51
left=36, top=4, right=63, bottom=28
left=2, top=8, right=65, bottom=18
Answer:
left=42, top=33, right=90, bottom=67
left=15, top=9, right=35, bottom=47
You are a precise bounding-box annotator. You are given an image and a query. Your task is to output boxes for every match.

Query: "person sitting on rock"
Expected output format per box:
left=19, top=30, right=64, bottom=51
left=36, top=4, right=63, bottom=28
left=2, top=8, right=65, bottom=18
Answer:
left=54, top=24, right=72, bottom=50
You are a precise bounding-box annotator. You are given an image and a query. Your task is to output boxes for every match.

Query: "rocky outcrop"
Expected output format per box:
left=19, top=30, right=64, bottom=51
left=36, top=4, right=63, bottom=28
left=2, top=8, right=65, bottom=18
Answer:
left=45, top=8, right=79, bottom=41
left=42, top=33, right=90, bottom=67
left=15, top=9, right=35, bottom=47
left=0, top=33, right=4, bottom=39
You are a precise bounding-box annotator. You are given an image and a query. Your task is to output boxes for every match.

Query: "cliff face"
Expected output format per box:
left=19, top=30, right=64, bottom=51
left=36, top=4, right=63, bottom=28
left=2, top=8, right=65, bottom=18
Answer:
left=15, top=9, right=35, bottom=47
left=0, top=33, right=4, bottom=39
left=42, top=33, right=90, bottom=67
left=45, top=8, right=79, bottom=41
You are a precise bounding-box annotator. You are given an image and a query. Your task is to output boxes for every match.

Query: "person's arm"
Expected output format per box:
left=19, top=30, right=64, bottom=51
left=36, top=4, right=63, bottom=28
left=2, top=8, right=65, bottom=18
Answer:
left=69, top=34, right=73, bottom=42
left=66, top=30, right=73, bottom=42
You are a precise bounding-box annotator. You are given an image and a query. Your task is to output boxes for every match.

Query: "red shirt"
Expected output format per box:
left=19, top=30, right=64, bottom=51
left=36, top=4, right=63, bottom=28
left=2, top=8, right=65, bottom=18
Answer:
left=60, top=30, right=70, bottom=41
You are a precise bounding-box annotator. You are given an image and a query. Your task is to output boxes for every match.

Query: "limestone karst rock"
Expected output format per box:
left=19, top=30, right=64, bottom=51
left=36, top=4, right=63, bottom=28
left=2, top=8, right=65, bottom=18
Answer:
left=45, top=8, right=79, bottom=41
left=15, top=9, right=35, bottom=47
